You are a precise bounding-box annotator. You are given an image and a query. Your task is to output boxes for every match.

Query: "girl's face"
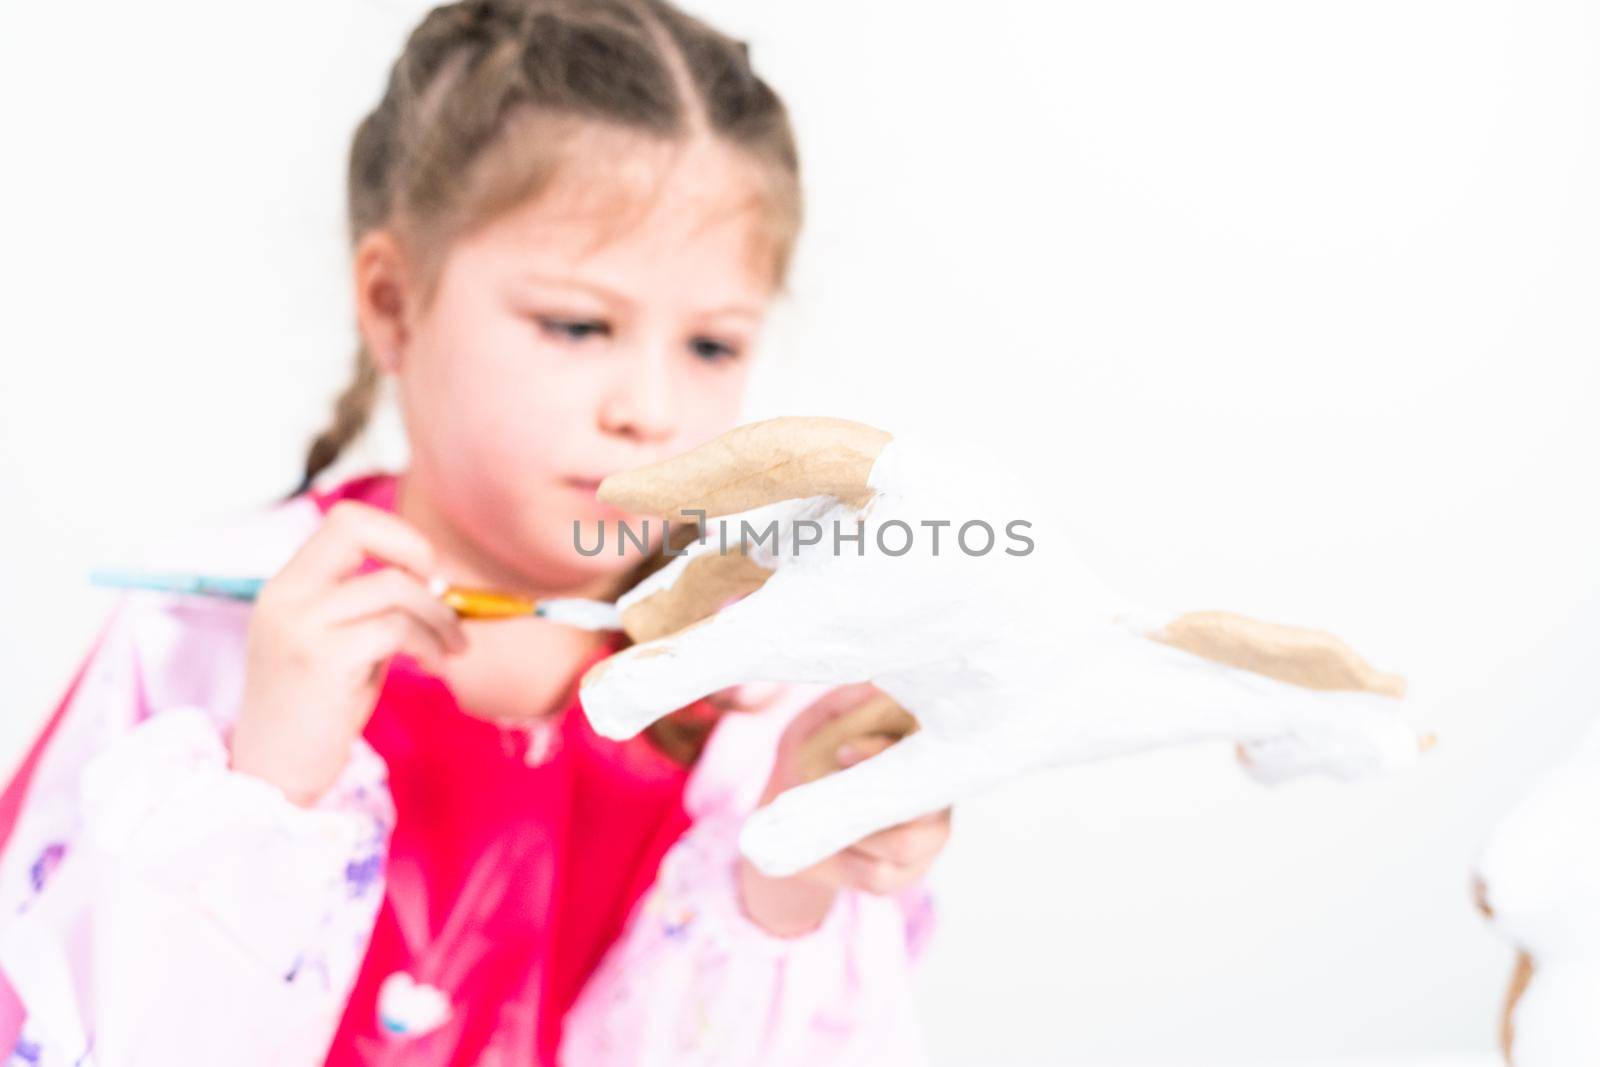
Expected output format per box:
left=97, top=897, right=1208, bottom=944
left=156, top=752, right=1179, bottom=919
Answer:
left=366, top=131, right=780, bottom=593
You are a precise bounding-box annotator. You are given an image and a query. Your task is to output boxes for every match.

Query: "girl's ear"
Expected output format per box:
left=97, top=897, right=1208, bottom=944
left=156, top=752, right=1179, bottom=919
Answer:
left=353, top=229, right=414, bottom=374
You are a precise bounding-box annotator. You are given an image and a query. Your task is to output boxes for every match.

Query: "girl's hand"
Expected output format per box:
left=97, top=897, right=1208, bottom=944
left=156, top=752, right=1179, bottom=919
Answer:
left=230, top=501, right=468, bottom=806
left=738, top=684, right=950, bottom=937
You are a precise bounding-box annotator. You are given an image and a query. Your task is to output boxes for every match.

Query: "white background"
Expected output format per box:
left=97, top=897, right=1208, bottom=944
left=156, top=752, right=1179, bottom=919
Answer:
left=3, top=1, right=1598, bottom=1063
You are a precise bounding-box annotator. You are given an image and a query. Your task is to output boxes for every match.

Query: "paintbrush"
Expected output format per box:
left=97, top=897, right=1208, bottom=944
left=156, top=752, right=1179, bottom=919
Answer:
left=88, top=568, right=622, bottom=631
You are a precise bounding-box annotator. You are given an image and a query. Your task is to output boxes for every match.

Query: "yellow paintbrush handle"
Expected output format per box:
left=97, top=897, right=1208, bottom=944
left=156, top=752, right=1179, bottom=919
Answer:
left=424, top=577, right=619, bottom=629
left=437, top=585, right=539, bottom=619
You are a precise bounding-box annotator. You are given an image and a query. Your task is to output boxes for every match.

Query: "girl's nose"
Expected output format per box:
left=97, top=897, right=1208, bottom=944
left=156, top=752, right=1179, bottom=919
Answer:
left=598, top=347, right=678, bottom=443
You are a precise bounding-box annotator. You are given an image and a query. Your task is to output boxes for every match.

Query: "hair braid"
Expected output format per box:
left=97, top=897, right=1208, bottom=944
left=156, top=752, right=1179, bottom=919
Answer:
left=284, top=349, right=382, bottom=501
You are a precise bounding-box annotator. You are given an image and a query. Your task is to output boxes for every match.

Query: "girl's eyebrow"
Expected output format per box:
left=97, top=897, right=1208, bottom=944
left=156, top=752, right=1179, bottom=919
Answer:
left=518, top=273, right=763, bottom=323
left=516, top=273, right=634, bottom=309
left=696, top=304, right=763, bottom=323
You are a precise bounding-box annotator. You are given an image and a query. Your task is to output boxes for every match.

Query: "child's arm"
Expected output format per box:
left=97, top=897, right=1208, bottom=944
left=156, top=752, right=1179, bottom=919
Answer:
left=0, top=590, right=394, bottom=1065
left=560, top=687, right=938, bottom=1067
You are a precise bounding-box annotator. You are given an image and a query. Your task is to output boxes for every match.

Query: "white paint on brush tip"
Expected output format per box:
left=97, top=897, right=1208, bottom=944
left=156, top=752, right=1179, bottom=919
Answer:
left=535, top=598, right=623, bottom=631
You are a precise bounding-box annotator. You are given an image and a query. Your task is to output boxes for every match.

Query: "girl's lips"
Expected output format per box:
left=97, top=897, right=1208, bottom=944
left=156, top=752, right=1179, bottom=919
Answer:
left=566, top=478, right=630, bottom=516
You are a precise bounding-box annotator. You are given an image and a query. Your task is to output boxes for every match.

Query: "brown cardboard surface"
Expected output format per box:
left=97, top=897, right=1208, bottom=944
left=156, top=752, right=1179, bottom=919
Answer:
left=620, top=550, right=774, bottom=644
left=1151, top=611, right=1407, bottom=697
left=598, top=416, right=892, bottom=520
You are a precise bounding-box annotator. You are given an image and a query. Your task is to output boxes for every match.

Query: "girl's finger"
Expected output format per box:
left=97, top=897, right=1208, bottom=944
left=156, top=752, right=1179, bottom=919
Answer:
left=776, top=684, right=880, bottom=755
left=834, top=732, right=898, bottom=769
left=315, top=567, right=467, bottom=653
left=280, top=500, right=441, bottom=590
left=847, top=810, right=951, bottom=867
left=339, top=608, right=452, bottom=679
left=706, top=682, right=787, bottom=712
left=773, top=690, right=896, bottom=793
left=838, top=850, right=918, bottom=897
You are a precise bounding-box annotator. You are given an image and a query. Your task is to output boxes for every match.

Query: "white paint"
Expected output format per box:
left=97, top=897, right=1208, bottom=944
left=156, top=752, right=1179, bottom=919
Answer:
left=535, top=597, right=623, bottom=632
left=376, top=971, right=452, bottom=1038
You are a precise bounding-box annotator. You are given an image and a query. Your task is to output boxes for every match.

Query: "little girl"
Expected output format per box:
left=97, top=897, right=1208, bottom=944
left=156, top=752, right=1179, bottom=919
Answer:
left=0, top=2, right=947, bottom=1063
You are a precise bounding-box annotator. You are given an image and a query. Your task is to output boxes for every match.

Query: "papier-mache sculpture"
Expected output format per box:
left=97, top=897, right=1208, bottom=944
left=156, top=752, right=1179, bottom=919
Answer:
left=579, top=416, right=1427, bottom=877
left=1475, top=718, right=1600, bottom=1064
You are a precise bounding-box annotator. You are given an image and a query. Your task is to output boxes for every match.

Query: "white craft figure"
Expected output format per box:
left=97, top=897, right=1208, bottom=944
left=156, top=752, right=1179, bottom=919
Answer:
left=579, top=416, right=1428, bottom=877
left=1476, top=718, right=1600, bottom=1064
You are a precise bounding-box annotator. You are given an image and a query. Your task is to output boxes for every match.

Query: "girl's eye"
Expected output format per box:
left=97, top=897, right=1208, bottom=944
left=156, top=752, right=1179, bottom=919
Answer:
left=538, top=317, right=611, bottom=343
left=689, top=335, right=742, bottom=363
